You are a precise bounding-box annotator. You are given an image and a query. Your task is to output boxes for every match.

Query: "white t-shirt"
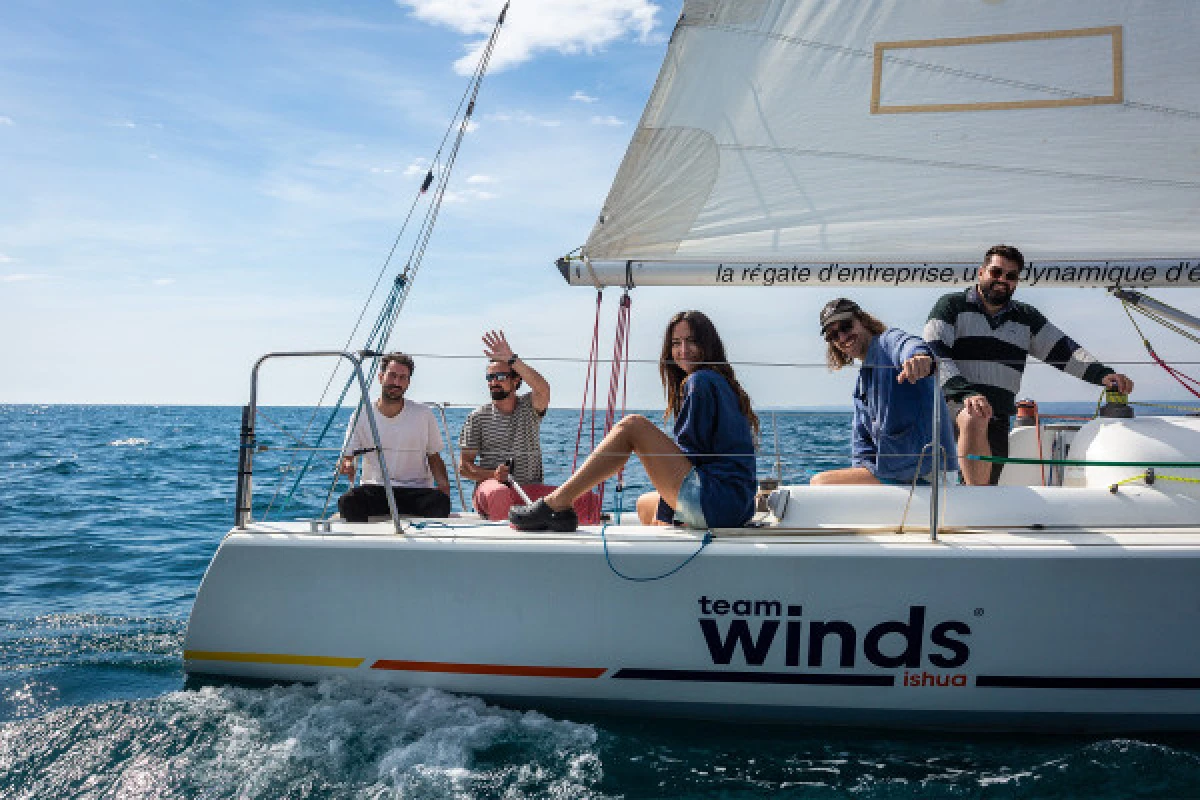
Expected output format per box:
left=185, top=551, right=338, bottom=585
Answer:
left=342, top=400, right=444, bottom=487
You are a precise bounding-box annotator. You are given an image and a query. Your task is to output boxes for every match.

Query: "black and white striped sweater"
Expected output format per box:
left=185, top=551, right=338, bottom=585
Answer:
left=923, top=288, right=1115, bottom=417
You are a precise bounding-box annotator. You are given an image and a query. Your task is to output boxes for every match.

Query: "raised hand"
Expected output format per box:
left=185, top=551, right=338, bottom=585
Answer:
left=482, top=329, right=514, bottom=364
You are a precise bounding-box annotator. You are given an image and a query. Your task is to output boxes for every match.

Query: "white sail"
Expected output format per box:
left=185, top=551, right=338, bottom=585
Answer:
left=572, top=0, right=1200, bottom=288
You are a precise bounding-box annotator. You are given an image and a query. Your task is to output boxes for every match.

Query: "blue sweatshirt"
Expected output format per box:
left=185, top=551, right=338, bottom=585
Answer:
left=852, top=328, right=959, bottom=482
left=658, top=369, right=757, bottom=527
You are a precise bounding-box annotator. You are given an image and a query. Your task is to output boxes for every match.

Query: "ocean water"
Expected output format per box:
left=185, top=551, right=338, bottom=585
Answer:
left=3, top=403, right=1200, bottom=799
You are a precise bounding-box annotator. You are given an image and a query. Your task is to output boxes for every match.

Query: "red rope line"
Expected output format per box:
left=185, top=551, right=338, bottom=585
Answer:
left=1034, top=405, right=1046, bottom=486
left=572, top=291, right=604, bottom=472
left=1145, top=340, right=1200, bottom=399
left=595, top=292, right=633, bottom=511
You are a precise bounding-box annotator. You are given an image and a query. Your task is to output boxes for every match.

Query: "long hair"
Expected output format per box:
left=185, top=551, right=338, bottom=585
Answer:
left=825, top=310, right=887, bottom=370
left=659, top=310, right=760, bottom=435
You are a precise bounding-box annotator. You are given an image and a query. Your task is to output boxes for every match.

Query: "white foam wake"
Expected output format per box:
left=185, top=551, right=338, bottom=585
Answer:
left=1, top=678, right=610, bottom=799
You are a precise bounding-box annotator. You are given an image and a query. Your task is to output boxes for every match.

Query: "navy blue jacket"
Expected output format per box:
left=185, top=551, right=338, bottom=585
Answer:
left=852, top=328, right=959, bottom=482
left=658, top=369, right=757, bottom=527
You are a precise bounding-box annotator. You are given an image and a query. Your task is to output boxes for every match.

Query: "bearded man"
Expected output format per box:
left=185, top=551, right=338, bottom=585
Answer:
left=924, top=244, right=1135, bottom=485
left=337, top=352, right=451, bottom=521
left=458, top=330, right=598, bottom=522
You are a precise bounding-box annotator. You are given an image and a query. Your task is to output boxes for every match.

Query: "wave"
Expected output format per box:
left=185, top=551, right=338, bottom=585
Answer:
left=108, top=438, right=150, bottom=447
left=0, top=679, right=607, bottom=800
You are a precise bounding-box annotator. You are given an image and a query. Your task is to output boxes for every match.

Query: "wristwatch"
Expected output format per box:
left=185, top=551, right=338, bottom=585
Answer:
left=507, top=355, right=518, bottom=367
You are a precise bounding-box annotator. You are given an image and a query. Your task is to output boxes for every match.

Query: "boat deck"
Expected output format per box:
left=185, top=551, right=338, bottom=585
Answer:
left=230, top=516, right=1200, bottom=549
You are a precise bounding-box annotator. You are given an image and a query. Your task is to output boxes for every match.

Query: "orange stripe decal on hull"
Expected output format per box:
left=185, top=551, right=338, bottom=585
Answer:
left=371, top=659, right=606, bottom=678
left=184, top=650, right=364, bottom=668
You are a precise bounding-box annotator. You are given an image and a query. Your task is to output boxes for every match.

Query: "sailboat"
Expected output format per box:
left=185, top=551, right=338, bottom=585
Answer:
left=184, top=0, right=1200, bottom=731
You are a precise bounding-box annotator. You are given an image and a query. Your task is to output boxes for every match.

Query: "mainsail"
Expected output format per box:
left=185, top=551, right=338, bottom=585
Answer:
left=568, top=0, right=1200, bottom=288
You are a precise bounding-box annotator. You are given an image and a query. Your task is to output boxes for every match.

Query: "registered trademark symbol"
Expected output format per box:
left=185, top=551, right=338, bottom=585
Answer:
left=973, top=608, right=985, bottom=616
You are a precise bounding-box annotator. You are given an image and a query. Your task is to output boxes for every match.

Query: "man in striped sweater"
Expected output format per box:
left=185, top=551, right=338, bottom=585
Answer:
left=458, top=330, right=599, bottom=522
left=923, top=244, right=1135, bottom=485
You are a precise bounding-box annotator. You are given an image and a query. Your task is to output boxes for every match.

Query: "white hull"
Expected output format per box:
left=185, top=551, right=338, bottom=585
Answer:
left=184, top=504, right=1200, bottom=732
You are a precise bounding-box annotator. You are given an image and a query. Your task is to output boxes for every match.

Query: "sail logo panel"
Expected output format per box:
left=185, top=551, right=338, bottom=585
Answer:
left=872, top=26, right=1124, bottom=115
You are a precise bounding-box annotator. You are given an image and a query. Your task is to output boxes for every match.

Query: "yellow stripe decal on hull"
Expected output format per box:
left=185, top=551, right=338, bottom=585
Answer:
left=371, top=659, right=606, bottom=678
left=184, top=650, right=364, bottom=668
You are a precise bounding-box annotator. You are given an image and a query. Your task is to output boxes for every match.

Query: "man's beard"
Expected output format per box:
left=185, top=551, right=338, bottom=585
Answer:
left=489, top=387, right=511, bottom=401
left=382, top=386, right=406, bottom=401
left=979, top=280, right=1012, bottom=306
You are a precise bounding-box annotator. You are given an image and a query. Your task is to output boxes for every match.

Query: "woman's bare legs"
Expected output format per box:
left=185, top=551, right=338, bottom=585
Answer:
left=809, top=466, right=880, bottom=485
left=543, top=415, right=694, bottom=512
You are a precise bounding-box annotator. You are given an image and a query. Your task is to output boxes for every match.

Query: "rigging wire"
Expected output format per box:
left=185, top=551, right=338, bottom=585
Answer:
left=1120, top=297, right=1200, bottom=400
left=263, top=2, right=510, bottom=519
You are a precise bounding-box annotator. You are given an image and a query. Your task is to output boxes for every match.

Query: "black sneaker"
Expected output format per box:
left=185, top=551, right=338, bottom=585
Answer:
left=509, top=498, right=578, bottom=532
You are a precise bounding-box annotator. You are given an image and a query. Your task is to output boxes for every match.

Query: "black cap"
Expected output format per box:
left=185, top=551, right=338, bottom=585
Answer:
left=819, top=298, right=860, bottom=332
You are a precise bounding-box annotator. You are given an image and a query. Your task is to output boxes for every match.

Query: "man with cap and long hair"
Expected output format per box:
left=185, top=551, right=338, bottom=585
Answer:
left=814, top=298, right=957, bottom=485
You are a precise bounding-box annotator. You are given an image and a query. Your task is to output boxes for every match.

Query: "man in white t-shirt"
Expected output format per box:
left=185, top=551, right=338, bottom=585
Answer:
left=337, top=352, right=451, bottom=521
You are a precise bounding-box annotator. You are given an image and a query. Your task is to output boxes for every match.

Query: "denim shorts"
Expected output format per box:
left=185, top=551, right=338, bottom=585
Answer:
left=673, top=467, right=709, bottom=529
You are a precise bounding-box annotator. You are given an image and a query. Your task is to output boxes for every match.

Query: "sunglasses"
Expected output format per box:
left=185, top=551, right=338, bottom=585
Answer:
left=823, top=319, right=854, bottom=341
left=485, top=371, right=514, bottom=382
left=985, top=266, right=1020, bottom=282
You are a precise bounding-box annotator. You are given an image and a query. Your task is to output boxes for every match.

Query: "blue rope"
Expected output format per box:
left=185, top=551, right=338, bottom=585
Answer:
left=601, top=523, right=712, bottom=582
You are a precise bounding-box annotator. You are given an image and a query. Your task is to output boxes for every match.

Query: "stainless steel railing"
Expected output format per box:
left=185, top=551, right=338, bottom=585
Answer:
left=237, top=351, right=404, bottom=533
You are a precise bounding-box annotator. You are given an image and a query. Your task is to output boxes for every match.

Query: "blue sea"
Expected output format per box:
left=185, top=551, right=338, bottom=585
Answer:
left=4, top=403, right=1200, bottom=799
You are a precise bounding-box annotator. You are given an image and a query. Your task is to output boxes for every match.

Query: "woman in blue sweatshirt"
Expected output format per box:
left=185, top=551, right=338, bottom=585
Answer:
left=812, top=298, right=958, bottom=485
left=510, top=310, right=758, bottom=532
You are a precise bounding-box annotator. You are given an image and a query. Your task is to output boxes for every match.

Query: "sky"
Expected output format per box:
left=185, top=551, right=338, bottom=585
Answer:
left=2, top=0, right=1198, bottom=410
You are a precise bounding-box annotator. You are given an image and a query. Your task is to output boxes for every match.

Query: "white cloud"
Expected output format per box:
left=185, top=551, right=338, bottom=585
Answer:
left=152, top=278, right=175, bottom=286
left=466, top=174, right=494, bottom=184
left=0, top=254, right=14, bottom=263
left=2, top=273, right=46, bottom=282
left=486, top=110, right=561, bottom=127
left=443, top=188, right=497, bottom=203
left=0, top=116, right=13, bottom=126
left=403, top=159, right=430, bottom=177
left=590, top=115, right=624, bottom=126
left=571, top=90, right=597, bottom=103
left=398, top=0, right=660, bottom=75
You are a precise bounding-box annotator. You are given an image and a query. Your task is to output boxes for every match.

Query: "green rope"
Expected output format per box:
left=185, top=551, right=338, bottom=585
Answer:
left=968, top=455, right=1200, bottom=468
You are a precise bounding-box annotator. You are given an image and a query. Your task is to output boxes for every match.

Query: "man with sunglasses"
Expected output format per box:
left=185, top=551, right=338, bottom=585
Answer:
left=812, top=299, right=958, bottom=486
left=458, top=330, right=597, bottom=521
left=925, top=244, right=1135, bottom=485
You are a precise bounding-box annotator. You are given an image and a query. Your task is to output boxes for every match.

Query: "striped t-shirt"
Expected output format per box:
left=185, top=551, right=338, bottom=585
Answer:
left=923, top=288, right=1115, bottom=417
left=458, top=393, right=545, bottom=484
